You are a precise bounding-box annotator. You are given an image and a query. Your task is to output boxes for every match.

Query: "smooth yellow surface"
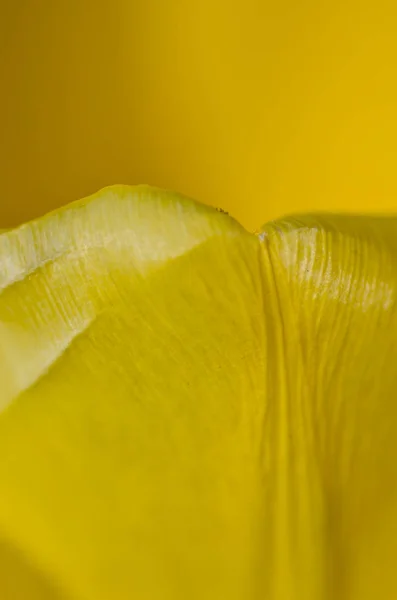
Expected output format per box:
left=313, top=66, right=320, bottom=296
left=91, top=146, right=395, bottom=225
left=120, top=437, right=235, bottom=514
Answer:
left=1, top=1, right=397, bottom=228
left=1, top=185, right=397, bottom=599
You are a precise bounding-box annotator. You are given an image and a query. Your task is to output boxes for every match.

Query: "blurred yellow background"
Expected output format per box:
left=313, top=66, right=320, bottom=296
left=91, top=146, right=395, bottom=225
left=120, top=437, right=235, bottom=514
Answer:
left=1, top=0, right=397, bottom=230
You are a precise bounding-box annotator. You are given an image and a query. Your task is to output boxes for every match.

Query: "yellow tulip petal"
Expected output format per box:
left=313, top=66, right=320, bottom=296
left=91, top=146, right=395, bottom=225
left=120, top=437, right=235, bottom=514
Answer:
left=0, top=186, right=267, bottom=599
left=260, top=214, right=397, bottom=599
left=1, top=186, right=397, bottom=599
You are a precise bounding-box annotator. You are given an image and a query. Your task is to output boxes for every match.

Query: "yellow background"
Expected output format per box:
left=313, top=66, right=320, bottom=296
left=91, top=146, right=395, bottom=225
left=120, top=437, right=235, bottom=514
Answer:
left=1, top=0, right=397, bottom=231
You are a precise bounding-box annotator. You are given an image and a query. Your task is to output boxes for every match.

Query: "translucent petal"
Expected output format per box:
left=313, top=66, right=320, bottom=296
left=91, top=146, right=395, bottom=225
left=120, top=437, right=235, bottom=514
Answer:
left=1, top=186, right=397, bottom=599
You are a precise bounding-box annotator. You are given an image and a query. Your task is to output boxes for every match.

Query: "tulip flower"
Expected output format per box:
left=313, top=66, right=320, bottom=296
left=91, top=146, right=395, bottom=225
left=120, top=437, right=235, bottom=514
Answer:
left=1, top=184, right=397, bottom=600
